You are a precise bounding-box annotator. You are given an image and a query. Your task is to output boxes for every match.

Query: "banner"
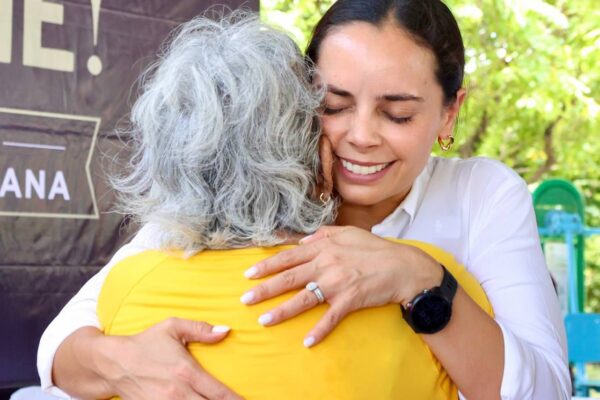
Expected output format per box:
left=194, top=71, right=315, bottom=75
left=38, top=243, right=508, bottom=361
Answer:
left=0, top=0, right=258, bottom=387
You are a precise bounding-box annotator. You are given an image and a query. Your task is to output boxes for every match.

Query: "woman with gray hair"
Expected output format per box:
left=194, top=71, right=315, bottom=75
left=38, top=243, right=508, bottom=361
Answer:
left=41, top=12, right=493, bottom=400
left=110, top=12, right=335, bottom=252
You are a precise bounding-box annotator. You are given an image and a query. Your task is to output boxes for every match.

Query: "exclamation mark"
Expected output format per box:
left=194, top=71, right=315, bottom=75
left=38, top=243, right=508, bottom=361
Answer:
left=86, top=0, right=102, bottom=75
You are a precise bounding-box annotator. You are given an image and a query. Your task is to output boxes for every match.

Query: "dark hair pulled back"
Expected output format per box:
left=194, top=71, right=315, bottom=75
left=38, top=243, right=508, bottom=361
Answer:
left=306, top=0, right=464, bottom=105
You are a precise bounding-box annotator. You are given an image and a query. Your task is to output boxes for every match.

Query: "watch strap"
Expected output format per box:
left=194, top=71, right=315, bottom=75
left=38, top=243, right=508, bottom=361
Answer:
left=439, top=264, right=458, bottom=302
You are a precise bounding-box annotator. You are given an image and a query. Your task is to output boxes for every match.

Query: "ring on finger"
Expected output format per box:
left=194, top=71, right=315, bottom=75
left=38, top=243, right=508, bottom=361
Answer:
left=306, top=281, right=325, bottom=304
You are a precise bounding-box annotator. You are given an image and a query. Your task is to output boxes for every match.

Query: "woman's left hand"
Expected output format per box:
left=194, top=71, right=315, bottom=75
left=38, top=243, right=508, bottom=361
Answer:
left=240, top=226, right=443, bottom=347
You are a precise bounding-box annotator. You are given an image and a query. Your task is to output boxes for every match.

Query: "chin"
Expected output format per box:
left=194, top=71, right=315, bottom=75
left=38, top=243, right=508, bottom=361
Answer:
left=337, top=188, right=384, bottom=207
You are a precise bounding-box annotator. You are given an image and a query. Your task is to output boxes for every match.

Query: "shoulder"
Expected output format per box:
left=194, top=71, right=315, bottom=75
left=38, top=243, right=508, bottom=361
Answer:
left=130, top=222, right=165, bottom=248
left=431, top=156, right=521, bottom=181
left=98, top=250, right=170, bottom=332
left=430, top=156, right=526, bottom=195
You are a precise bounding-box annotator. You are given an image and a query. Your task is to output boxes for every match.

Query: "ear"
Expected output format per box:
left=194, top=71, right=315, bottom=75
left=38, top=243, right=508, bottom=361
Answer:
left=438, top=88, right=466, bottom=141
left=316, top=135, right=334, bottom=200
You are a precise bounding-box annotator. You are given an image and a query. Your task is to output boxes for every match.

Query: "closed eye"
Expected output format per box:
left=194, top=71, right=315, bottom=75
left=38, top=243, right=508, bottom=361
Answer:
left=385, top=113, right=413, bottom=124
left=322, top=106, right=346, bottom=115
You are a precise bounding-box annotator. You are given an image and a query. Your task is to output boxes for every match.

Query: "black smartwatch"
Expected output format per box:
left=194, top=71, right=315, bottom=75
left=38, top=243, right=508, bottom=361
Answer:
left=401, top=265, right=458, bottom=334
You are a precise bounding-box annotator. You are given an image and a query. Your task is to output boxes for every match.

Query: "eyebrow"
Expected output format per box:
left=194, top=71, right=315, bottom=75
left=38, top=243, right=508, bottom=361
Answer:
left=326, top=85, right=352, bottom=97
left=326, top=85, right=424, bottom=102
left=378, top=93, right=424, bottom=102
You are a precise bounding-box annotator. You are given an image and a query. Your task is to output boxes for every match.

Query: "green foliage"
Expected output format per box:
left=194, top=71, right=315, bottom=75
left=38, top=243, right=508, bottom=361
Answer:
left=448, top=0, right=599, bottom=187
left=447, top=0, right=600, bottom=312
left=260, top=0, right=335, bottom=51
left=261, top=0, right=600, bottom=311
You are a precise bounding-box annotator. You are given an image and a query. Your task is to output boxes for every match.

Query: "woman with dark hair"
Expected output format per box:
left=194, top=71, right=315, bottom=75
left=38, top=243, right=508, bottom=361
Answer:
left=38, top=1, right=569, bottom=399
left=242, top=1, right=569, bottom=399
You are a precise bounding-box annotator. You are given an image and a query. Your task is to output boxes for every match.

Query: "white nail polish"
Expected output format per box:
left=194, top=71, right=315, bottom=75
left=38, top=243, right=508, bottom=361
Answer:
left=244, top=266, right=258, bottom=278
left=212, top=325, right=231, bottom=333
left=258, top=313, right=273, bottom=325
left=240, top=291, right=255, bottom=304
left=299, top=234, right=314, bottom=244
left=303, top=336, right=316, bottom=348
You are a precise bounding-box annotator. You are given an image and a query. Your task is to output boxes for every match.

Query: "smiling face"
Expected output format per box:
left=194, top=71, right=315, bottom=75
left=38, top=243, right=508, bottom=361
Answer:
left=316, top=21, right=463, bottom=224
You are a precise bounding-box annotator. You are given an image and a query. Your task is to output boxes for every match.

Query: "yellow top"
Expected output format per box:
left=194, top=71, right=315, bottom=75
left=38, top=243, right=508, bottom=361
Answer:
left=98, top=239, right=493, bottom=399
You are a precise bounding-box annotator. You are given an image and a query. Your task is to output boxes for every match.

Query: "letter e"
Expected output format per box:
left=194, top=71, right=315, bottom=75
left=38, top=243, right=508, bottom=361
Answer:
left=0, top=0, right=13, bottom=64
left=23, top=0, right=74, bottom=72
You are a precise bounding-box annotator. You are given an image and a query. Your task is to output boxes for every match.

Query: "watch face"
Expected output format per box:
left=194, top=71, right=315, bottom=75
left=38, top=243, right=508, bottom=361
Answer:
left=411, top=294, right=452, bottom=334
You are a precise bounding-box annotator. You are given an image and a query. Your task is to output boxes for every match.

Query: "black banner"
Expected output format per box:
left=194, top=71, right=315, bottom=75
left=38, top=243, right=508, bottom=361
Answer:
left=0, top=0, right=258, bottom=387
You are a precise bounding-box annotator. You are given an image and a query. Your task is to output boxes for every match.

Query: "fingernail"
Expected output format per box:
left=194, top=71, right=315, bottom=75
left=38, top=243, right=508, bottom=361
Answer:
left=258, top=313, right=273, bottom=326
left=299, top=234, right=314, bottom=244
left=244, top=266, right=258, bottom=278
left=303, top=336, right=316, bottom=348
left=240, top=291, right=255, bottom=304
left=212, top=325, right=231, bottom=333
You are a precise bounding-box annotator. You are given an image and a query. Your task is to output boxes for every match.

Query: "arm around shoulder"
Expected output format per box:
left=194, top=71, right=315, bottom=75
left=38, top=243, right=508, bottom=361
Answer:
left=37, top=227, right=154, bottom=397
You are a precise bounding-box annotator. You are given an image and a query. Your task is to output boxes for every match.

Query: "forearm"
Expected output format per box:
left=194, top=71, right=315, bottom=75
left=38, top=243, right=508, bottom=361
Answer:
left=423, top=288, right=503, bottom=400
left=53, top=327, right=122, bottom=399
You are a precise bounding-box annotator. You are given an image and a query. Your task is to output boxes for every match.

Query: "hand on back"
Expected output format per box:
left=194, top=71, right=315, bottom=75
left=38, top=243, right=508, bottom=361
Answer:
left=91, top=319, right=242, bottom=400
left=241, top=226, right=442, bottom=347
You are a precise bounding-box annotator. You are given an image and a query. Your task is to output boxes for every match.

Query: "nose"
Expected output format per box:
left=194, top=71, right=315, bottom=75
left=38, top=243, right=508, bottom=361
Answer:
left=347, top=108, right=381, bottom=150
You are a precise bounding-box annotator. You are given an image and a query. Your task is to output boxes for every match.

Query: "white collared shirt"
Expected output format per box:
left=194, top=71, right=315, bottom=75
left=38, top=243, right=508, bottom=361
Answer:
left=38, top=156, right=570, bottom=399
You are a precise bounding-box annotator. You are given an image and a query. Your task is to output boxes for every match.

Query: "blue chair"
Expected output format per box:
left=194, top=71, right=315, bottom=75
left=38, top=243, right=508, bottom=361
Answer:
left=536, top=207, right=600, bottom=396
left=564, top=313, right=600, bottom=396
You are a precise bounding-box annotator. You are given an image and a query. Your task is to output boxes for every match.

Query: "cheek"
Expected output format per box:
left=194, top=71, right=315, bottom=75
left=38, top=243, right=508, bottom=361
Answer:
left=384, top=126, right=436, bottom=159
left=320, top=115, right=346, bottom=145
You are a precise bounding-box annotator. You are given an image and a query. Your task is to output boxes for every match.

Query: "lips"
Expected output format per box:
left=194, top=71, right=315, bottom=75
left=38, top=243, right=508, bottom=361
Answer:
left=340, top=158, right=390, bottom=176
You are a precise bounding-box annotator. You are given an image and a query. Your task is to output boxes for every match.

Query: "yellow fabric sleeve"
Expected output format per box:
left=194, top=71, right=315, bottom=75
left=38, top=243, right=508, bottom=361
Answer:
left=98, top=239, right=492, bottom=400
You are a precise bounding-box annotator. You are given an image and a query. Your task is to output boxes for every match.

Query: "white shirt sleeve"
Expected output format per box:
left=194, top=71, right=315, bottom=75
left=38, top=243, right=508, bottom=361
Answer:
left=466, top=163, right=570, bottom=399
left=37, top=224, right=160, bottom=398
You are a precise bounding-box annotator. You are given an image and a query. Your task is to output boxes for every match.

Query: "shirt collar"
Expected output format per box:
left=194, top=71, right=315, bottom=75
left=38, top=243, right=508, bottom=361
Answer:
left=371, top=156, right=435, bottom=236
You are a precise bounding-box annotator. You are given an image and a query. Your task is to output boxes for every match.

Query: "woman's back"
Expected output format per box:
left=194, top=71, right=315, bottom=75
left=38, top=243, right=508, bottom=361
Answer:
left=99, top=240, right=492, bottom=399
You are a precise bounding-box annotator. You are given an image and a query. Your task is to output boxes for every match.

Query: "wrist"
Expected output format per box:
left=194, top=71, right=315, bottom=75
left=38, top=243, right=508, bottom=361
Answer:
left=54, top=327, right=120, bottom=398
left=88, top=331, right=127, bottom=395
left=398, top=247, right=444, bottom=307
left=401, top=265, right=458, bottom=334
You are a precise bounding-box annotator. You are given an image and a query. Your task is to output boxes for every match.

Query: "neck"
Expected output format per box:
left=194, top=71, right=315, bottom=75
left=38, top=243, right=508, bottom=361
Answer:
left=335, top=187, right=411, bottom=231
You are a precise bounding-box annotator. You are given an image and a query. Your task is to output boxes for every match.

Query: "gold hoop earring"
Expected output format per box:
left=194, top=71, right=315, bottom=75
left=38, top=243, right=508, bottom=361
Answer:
left=438, top=135, right=454, bottom=152
left=319, top=192, right=331, bottom=205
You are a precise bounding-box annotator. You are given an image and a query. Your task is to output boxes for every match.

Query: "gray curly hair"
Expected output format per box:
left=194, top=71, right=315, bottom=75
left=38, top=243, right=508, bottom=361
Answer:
left=111, top=12, right=336, bottom=252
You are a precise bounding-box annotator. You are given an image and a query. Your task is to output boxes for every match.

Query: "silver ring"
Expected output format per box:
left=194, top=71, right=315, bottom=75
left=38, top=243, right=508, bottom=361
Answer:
left=306, top=281, right=325, bottom=304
